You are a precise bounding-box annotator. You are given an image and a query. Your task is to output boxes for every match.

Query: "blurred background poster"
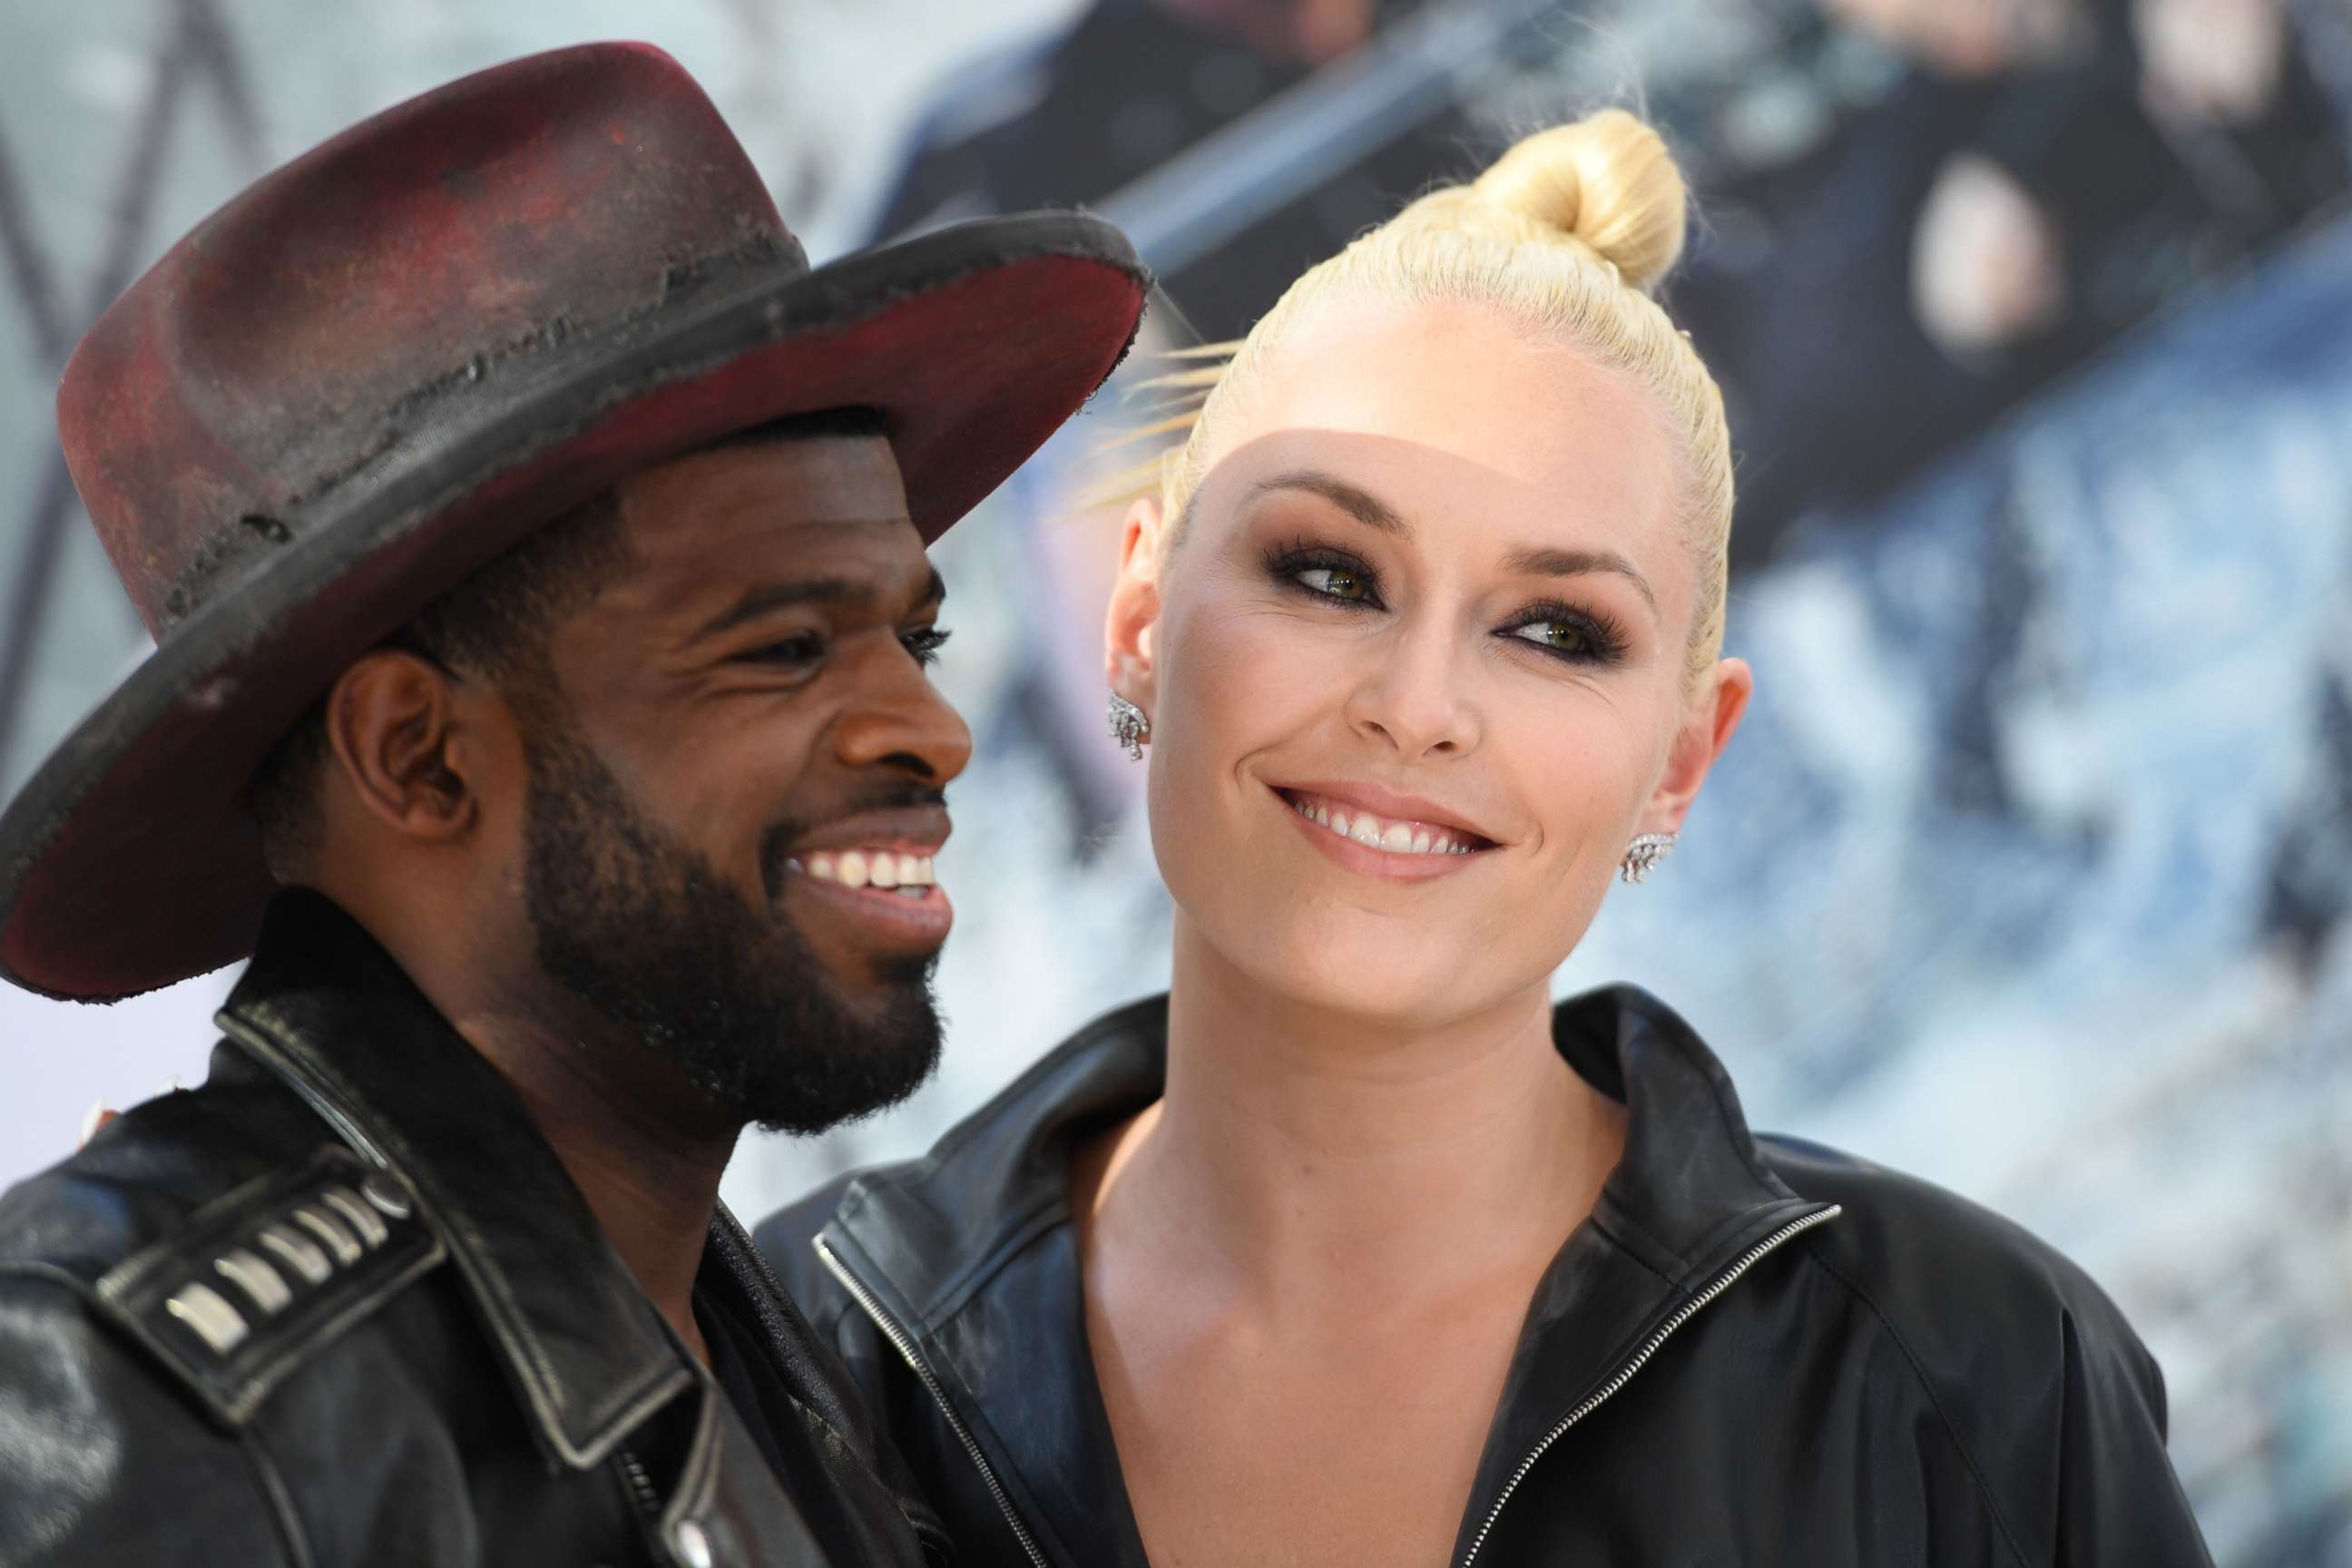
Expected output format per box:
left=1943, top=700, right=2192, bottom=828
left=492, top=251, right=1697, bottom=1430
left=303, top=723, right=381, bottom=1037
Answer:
left=3, top=0, right=2349, bottom=1557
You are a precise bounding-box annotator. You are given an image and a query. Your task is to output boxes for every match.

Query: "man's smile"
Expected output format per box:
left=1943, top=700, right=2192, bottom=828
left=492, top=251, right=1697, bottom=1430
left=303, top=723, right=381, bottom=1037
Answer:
left=783, top=854, right=954, bottom=950
left=778, top=804, right=956, bottom=954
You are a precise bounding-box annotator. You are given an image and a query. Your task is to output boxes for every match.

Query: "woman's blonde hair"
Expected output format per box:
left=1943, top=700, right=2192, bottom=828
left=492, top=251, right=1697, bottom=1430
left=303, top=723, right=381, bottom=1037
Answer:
left=1120, top=108, right=1734, bottom=688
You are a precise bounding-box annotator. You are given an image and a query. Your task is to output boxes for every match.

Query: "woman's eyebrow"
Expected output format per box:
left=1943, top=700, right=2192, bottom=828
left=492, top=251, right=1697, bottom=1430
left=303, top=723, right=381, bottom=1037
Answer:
left=1250, top=471, right=1657, bottom=617
left=1250, top=470, right=1409, bottom=535
left=1499, top=544, right=1657, bottom=616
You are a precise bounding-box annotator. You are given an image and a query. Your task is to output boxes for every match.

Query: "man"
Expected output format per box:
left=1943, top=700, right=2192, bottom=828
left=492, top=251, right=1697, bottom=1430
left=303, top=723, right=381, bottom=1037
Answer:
left=0, top=43, right=1144, bottom=1567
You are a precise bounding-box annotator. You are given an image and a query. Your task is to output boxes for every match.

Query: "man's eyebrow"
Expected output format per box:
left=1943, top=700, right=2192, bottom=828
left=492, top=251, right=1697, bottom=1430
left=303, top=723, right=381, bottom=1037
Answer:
left=1250, top=470, right=1410, bottom=536
left=691, top=567, right=946, bottom=644
left=691, top=579, right=867, bottom=642
left=1499, top=544, right=1657, bottom=615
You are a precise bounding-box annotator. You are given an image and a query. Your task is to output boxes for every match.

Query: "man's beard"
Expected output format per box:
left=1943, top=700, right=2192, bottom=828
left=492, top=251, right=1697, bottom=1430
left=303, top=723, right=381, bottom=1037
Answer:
left=517, top=716, right=944, bottom=1135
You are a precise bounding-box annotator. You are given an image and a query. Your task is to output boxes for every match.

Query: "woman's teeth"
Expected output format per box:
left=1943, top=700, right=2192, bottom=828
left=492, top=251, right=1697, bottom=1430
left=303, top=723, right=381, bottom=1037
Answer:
left=798, top=850, right=937, bottom=897
left=1285, top=792, right=1477, bottom=856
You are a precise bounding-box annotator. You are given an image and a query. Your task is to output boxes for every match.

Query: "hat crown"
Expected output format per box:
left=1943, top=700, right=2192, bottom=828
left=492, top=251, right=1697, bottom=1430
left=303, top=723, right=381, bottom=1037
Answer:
left=57, top=43, right=799, bottom=638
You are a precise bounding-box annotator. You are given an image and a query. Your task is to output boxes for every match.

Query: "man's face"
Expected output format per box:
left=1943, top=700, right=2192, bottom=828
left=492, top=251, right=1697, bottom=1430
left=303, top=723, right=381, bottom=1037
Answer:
left=521, top=432, right=972, bottom=1133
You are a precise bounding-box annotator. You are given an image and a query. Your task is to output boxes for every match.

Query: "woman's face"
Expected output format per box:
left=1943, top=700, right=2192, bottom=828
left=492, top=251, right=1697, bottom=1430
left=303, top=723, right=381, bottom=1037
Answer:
left=1109, top=295, right=1749, bottom=1029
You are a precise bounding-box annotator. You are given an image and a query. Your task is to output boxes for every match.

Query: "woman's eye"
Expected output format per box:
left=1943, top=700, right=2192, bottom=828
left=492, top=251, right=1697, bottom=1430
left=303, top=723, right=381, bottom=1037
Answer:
left=1508, top=620, right=1591, bottom=656
left=1295, top=564, right=1373, bottom=603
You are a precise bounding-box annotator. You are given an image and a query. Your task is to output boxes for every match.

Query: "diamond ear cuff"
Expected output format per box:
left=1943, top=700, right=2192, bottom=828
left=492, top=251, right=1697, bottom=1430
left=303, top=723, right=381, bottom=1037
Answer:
left=1107, top=692, right=1150, bottom=760
left=1620, top=832, right=1676, bottom=884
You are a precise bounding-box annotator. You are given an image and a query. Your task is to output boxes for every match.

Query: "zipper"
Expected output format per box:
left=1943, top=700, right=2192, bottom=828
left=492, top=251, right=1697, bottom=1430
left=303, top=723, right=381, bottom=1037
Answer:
left=1455, top=1203, right=1842, bottom=1568
left=817, top=1235, right=1053, bottom=1568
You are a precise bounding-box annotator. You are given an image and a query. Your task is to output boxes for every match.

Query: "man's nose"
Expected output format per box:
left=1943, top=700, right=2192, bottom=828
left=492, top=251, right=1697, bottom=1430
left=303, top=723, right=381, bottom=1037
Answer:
left=831, top=641, right=975, bottom=785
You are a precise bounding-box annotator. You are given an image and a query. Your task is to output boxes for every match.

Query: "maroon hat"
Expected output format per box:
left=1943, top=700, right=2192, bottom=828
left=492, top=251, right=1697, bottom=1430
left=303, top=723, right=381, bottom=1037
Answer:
left=0, top=42, right=1147, bottom=1002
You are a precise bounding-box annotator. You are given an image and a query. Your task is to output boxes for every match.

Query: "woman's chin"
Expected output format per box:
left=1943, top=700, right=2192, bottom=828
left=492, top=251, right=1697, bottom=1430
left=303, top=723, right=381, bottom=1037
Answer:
left=1210, top=924, right=1536, bottom=1030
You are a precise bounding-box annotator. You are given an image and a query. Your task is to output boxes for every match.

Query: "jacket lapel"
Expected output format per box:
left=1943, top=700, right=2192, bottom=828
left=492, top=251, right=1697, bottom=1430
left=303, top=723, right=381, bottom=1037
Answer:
left=215, top=889, right=695, bottom=1470
left=1453, top=986, right=1829, bottom=1561
left=826, top=998, right=1166, bottom=1568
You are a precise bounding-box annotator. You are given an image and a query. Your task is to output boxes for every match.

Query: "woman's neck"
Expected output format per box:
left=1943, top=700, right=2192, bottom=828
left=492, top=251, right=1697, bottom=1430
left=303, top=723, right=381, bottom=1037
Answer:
left=1088, top=917, right=1625, bottom=1317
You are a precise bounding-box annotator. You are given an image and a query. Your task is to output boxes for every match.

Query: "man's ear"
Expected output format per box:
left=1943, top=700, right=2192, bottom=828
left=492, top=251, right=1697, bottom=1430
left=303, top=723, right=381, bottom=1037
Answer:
left=319, top=650, right=483, bottom=844
left=1643, top=656, right=1752, bottom=834
left=1104, top=496, right=1165, bottom=713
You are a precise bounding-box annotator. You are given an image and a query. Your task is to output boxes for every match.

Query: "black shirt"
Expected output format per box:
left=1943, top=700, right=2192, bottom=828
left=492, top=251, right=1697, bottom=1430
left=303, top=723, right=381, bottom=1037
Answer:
left=694, top=1283, right=874, bottom=1558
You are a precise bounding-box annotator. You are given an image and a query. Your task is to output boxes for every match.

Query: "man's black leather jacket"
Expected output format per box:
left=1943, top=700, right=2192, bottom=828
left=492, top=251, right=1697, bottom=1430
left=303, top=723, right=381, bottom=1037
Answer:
left=0, top=891, right=946, bottom=1567
left=758, top=986, right=2214, bottom=1566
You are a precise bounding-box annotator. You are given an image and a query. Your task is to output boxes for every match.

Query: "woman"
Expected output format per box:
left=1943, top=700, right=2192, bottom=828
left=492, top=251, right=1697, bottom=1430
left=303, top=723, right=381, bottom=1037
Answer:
left=757, top=110, right=2210, bottom=1564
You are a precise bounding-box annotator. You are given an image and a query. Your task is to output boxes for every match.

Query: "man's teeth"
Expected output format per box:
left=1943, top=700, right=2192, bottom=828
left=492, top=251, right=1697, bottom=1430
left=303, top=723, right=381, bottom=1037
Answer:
left=802, top=850, right=937, bottom=895
left=1288, top=793, right=1476, bottom=855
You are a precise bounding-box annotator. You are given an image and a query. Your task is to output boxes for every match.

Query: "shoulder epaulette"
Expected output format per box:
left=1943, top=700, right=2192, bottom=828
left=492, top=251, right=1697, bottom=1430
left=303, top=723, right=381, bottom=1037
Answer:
left=88, top=1144, right=446, bottom=1427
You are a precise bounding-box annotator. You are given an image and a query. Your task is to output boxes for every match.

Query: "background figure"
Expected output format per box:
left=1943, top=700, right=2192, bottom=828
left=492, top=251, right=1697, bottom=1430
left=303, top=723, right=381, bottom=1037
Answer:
left=0, top=1, right=2347, bottom=1559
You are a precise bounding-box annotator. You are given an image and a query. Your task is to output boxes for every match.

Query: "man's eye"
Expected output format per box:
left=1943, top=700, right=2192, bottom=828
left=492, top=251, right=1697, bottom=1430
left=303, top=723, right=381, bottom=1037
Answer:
left=902, top=626, right=954, bottom=668
left=1295, top=565, right=1374, bottom=603
left=742, top=633, right=826, bottom=666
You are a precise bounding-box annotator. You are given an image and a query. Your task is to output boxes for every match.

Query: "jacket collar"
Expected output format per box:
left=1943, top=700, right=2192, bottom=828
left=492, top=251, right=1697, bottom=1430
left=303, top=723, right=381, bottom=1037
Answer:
left=1463, top=985, right=1828, bottom=1558
left=214, top=888, right=697, bottom=1470
left=818, top=984, right=1831, bottom=1563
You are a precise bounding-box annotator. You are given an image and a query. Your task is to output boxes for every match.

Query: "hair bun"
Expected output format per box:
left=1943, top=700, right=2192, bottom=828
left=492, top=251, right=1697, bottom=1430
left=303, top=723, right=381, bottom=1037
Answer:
left=1470, top=109, right=1690, bottom=293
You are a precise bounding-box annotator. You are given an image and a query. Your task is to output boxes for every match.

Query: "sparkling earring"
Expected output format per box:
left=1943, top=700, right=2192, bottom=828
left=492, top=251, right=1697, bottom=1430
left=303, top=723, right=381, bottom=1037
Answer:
left=1107, top=691, right=1150, bottom=760
left=1620, top=831, right=1676, bottom=884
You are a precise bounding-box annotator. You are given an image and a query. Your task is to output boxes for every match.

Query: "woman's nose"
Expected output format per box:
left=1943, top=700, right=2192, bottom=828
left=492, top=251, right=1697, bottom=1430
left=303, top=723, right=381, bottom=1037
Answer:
left=1341, top=623, right=1479, bottom=760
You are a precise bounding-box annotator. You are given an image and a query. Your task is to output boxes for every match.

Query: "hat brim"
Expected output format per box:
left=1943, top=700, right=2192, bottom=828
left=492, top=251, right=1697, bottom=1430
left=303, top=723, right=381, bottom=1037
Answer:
left=0, top=211, right=1146, bottom=1001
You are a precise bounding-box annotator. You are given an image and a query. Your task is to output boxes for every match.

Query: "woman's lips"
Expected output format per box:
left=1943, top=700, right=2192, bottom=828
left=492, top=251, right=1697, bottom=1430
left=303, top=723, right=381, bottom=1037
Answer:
left=1272, top=786, right=1494, bottom=880
left=1273, top=786, right=1494, bottom=855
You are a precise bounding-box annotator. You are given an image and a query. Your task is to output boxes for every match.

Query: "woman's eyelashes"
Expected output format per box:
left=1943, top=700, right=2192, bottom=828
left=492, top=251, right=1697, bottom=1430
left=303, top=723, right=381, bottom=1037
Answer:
left=1499, top=600, right=1628, bottom=665
left=1263, top=539, right=1628, bottom=666
left=1267, top=540, right=1384, bottom=609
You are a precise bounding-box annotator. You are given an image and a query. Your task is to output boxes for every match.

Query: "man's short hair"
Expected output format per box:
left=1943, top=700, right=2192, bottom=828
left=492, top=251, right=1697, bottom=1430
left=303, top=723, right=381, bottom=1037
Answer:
left=245, top=407, right=888, bottom=878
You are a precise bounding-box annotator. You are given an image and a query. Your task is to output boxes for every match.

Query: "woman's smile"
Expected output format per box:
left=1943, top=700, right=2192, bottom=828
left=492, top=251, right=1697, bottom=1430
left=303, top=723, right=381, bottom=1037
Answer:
left=1269, top=782, right=1500, bottom=881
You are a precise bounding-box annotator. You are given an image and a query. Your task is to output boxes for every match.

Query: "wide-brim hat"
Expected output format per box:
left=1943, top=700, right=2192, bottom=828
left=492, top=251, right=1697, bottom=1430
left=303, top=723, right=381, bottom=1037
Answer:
left=0, top=43, right=1147, bottom=1002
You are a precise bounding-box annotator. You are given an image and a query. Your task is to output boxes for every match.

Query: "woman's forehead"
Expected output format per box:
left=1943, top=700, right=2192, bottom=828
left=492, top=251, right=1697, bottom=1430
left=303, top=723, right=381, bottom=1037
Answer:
left=1202, top=297, right=1685, bottom=565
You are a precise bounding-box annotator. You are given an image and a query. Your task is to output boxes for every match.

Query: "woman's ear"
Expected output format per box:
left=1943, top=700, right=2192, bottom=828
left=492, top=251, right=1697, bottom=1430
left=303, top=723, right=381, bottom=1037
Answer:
left=1104, top=496, right=1166, bottom=710
left=319, top=650, right=482, bottom=845
left=1643, top=656, right=1752, bottom=833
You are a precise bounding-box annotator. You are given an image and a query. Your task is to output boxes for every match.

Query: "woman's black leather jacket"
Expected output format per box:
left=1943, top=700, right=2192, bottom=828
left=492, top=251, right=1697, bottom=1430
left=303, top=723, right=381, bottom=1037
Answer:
left=757, top=985, right=2212, bottom=1566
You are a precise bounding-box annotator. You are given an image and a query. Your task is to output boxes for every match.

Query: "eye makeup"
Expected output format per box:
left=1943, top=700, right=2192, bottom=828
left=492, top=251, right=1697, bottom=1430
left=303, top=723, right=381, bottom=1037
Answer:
left=1259, top=534, right=1632, bottom=668
left=1264, top=536, right=1384, bottom=608
left=1497, top=597, right=1630, bottom=664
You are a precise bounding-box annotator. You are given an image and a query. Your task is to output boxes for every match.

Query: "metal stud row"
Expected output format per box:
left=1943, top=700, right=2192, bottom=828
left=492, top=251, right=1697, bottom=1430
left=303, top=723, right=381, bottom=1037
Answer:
left=161, top=1172, right=417, bottom=1357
